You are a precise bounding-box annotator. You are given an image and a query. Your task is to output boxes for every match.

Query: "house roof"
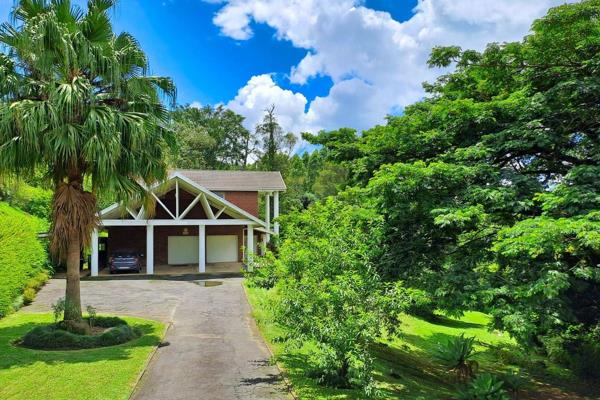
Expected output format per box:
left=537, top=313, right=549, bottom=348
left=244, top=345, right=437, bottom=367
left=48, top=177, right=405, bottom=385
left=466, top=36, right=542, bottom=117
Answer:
left=174, top=170, right=286, bottom=192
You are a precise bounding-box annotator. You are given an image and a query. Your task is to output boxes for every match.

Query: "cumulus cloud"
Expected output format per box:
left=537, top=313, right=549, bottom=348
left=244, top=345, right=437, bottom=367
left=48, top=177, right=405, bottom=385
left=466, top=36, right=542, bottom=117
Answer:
left=211, top=0, right=573, bottom=134
left=226, top=74, right=310, bottom=133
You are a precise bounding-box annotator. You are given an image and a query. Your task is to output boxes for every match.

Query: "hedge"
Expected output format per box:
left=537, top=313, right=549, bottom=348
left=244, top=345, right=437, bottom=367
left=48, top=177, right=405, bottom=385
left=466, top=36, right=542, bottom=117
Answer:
left=0, top=202, right=48, bottom=318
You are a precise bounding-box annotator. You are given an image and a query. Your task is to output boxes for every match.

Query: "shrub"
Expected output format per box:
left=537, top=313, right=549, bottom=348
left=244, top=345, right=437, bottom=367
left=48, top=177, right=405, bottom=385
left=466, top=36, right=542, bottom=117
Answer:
left=1, top=181, right=52, bottom=220
left=0, top=202, right=48, bottom=317
left=387, top=281, right=436, bottom=319
left=272, top=198, right=386, bottom=397
left=245, top=251, right=283, bottom=289
left=456, top=373, right=509, bottom=400
left=435, top=333, right=478, bottom=382
left=21, top=316, right=140, bottom=350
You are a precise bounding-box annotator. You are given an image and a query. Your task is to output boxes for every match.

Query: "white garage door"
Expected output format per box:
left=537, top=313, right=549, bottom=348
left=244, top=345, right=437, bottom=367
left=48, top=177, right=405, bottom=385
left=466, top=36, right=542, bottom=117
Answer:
left=168, top=236, right=199, bottom=265
left=207, top=235, right=238, bottom=263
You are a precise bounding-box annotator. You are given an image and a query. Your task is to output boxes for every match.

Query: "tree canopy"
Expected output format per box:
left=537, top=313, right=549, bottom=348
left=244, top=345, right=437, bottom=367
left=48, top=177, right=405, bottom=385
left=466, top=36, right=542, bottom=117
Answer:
left=0, top=0, right=175, bottom=322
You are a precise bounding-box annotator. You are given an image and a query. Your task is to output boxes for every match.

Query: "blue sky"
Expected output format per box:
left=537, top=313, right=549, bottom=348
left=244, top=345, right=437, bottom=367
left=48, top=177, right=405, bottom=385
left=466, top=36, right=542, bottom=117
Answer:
left=0, top=0, right=567, bottom=136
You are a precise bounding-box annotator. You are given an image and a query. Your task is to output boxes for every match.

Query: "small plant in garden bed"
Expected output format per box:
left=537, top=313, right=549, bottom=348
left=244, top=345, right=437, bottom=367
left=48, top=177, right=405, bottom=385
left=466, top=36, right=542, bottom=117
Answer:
left=19, top=315, right=141, bottom=350
left=19, top=299, right=141, bottom=350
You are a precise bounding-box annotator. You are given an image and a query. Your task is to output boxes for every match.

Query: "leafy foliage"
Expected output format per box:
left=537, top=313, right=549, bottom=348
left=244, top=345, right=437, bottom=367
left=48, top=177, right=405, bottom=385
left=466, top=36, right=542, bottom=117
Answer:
left=305, top=0, right=600, bottom=372
left=0, top=0, right=176, bottom=320
left=0, top=202, right=48, bottom=318
left=21, top=316, right=140, bottom=350
left=170, top=105, right=253, bottom=169
left=456, top=373, right=509, bottom=400
left=435, top=333, right=478, bottom=382
left=271, top=198, right=385, bottom=396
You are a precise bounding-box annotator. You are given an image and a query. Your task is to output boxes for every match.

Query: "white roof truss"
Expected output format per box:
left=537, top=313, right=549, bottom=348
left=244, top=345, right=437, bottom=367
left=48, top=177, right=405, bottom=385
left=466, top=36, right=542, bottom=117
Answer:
left=99, top=172, right=266, bottom=227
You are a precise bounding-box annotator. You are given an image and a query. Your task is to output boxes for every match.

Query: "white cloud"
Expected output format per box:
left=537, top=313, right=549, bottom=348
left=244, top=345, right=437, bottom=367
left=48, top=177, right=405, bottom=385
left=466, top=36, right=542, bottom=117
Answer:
left=226, top=74, right=310, bottom=133
left=190, top=101, right=203, bottom=109
left=211, top=0, right=575, bottom=134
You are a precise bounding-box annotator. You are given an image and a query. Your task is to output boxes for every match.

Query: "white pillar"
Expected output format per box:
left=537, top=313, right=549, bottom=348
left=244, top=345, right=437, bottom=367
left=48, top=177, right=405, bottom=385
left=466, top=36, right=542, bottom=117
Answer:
left=273, top=191, right=280, bottom=235
left=146, top=225, right=154, bottom=275
left=91, top=228, right=99, bottom=277
left=246, top=225, right=254, bottom=271
left=265, top=192, right=271, bottom=242
left=199, top=224, right=206, bottom=273
left=261, top=233, right=268, bottom=255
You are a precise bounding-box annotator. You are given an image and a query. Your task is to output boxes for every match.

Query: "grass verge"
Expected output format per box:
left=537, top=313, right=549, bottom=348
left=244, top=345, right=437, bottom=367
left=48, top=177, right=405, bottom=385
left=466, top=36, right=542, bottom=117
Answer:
left=245, top=284, right=600, bottom=400
left=0, top=313, right=165, bottom=400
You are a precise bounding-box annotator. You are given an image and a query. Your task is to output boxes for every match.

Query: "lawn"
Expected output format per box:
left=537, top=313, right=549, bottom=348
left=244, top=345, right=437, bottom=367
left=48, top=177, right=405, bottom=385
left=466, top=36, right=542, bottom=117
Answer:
left=0, top=313, right=165, bottom=400
left=245, top=285, right=600, bottom=400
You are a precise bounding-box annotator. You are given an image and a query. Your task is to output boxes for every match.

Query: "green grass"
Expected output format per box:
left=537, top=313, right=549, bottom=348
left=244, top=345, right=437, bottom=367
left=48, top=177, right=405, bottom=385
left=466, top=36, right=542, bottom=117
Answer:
left=0, top=313, right=165, bottom=400
left=245, top=285, right=600, bottom=400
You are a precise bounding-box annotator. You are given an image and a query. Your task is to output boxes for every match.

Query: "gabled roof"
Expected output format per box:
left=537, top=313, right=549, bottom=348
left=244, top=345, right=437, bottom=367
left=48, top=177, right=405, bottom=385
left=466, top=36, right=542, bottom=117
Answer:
left=99, top=172, right=267, bottom=227
left=175, top=170, right=286, bottom=192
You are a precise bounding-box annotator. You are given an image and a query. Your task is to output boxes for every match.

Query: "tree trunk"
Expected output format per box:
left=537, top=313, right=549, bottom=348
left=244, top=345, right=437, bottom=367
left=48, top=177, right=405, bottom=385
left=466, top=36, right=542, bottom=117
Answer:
left=64, top=235, right=82, bottom=321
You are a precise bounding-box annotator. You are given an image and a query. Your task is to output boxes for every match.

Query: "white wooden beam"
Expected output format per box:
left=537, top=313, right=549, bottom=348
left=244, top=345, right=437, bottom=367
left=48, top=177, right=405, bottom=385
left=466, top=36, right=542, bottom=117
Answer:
left=246, top=224, right=254, bottom=270
left=274, top=191, right=280, bottom=235
left=91, top=229, right=99, bottom=277
left=179, top=193, right=202, bottom=219
left=199, top=225, right=206, bottom=273
left=199, top=194, right=215, bottom=219
left=146, top=225, right=154, bottom=275
left=151, top=192, right=175, bottom=219
left=215, top=206, right=227, bottom=219
left=126, top=207, right=137, bottom=219
left=101, top=219, right=259, bottom=226
left=175, top=179, right=180, bottom=218
left=265, top=193, right=271, bottom=242
left=136, top=206, right=145, bottom=220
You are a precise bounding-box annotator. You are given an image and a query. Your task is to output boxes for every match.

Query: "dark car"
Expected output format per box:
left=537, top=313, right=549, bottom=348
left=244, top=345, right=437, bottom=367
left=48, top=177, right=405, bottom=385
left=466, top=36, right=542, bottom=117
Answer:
left=109, top=251, right=142, bottom=274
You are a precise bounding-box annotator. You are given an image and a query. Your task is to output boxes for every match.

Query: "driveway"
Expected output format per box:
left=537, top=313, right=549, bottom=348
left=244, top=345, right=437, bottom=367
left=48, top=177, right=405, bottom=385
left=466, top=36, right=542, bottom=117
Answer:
left=25, top=277, right=291, bottom=400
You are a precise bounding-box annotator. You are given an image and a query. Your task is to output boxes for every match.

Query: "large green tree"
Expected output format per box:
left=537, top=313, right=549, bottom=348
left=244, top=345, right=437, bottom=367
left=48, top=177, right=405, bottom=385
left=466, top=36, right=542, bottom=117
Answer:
left=0, top=0, right=175, bottom=324
left=170, top=104, right=253, bottom=169
left=307, top=0, right=600, bottom=364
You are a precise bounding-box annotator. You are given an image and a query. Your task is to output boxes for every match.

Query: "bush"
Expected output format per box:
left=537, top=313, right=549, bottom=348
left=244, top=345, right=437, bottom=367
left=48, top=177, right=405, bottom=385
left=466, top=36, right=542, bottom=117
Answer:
left=273, top=198, right=386, bottom=397
left=245, top=251, right=283, bottom=289
left=456, top=373, right=509, bottom=400
left=0, top=202, right=49, bottom=317
left=435, top=333, right=478, bottom=382
left=387, top=281, right=436, bottom=319
left=21, top=316, right=140, bottom=350
left=0, top=181, right=52, bottom=220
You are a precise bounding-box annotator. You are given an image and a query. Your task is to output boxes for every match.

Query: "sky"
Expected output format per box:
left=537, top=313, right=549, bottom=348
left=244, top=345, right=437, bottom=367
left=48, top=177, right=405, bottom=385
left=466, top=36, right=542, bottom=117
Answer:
left=0, top=0, right=574, bottom=147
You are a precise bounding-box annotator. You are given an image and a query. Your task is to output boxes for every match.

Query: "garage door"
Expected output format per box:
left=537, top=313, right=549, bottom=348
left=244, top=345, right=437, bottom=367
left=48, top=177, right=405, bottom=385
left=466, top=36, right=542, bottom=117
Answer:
left=168, top=236, right=199, bottom=265
left=207, top=235, right=238, bottom=263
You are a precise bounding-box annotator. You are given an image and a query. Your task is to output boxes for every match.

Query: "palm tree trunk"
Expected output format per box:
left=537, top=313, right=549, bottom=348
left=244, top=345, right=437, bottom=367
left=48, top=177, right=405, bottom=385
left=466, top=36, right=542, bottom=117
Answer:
left=64, top=235, right=82, bottom=321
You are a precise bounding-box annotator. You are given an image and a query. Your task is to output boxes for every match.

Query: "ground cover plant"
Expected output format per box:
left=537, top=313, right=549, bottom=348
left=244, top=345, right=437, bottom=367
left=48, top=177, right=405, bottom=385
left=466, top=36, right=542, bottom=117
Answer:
left=0, top=202, right=49, bottom=318
left=0, top=313, right=165, bottom=400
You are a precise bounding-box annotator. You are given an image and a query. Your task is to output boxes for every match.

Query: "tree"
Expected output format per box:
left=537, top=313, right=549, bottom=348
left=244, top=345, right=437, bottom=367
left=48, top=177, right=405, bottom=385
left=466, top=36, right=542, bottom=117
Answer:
left=305, top=0, right=600, bottom=364
left=170, top=105, right=254, bottom=169
left=0, top=0, right=175, bottom=325
left=255, top=105, right=297, bottom=171
left=273, top=198, right=386, bottom=396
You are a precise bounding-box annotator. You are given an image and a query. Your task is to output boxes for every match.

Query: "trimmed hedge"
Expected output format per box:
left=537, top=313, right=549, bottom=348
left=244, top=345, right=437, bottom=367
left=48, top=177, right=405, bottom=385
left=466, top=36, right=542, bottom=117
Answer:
left=0, top=202, right=48, bottom=317
left=21, top=317, right=141, bottom=350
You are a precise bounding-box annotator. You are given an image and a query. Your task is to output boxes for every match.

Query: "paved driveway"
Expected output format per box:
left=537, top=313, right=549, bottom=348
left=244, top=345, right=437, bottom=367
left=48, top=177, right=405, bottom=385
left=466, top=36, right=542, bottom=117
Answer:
left=25, top=277, right=291, bottom=400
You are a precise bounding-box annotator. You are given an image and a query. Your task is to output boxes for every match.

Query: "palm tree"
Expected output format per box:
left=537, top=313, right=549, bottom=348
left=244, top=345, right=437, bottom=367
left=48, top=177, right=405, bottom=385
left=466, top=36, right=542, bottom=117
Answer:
left=0, top=0, right=175, bottom=326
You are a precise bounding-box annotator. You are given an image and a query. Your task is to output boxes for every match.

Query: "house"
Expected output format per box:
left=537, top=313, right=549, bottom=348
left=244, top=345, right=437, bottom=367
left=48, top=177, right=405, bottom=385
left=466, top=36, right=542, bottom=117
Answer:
left=90, top=170, right=286, bottom=276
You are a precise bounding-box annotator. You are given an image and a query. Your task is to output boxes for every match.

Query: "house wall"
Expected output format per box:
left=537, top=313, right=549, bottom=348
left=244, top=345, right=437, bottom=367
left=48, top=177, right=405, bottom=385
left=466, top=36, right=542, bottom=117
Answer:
left=222, top=191, right=259, bottom=217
